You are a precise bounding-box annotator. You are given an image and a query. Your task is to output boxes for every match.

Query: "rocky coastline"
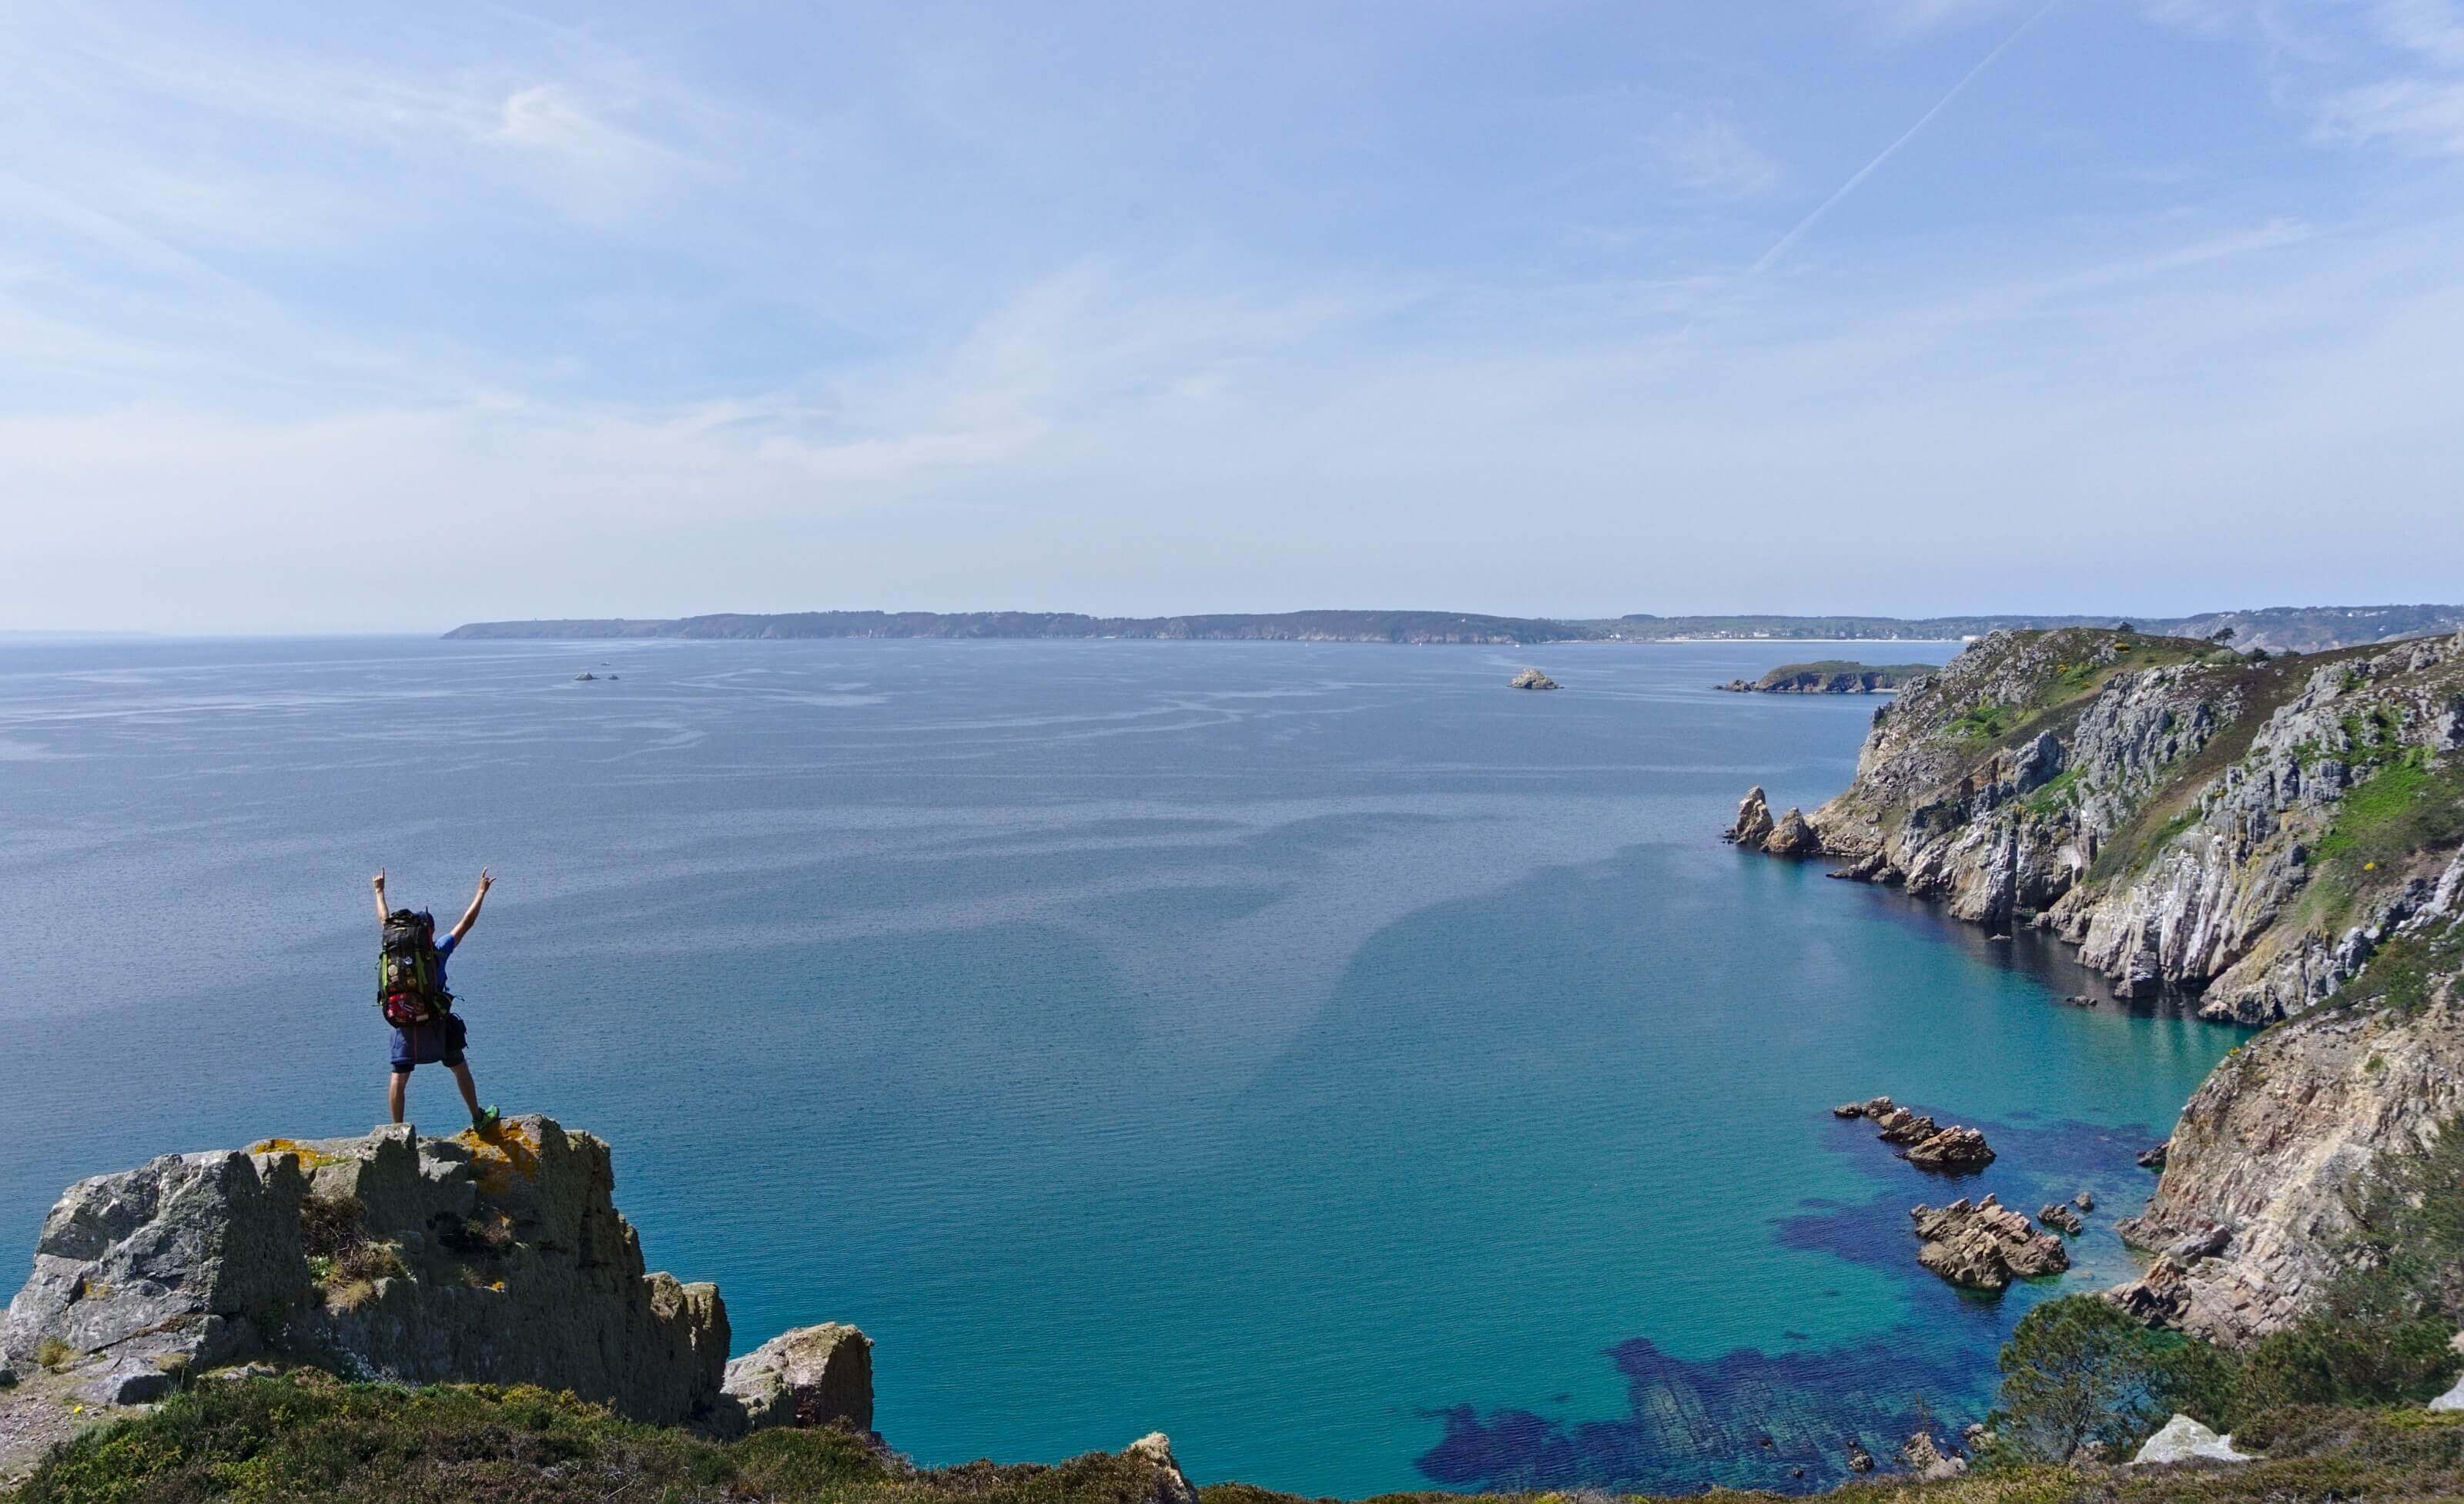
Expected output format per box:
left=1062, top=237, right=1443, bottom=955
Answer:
left=1729, top=624, right=2464, bottom=1347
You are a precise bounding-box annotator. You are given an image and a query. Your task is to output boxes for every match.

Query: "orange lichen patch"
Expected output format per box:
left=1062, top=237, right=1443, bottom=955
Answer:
left=247, top=1138, right=343, bottom=1169
left=458, top=1119, right=541, bottom=1200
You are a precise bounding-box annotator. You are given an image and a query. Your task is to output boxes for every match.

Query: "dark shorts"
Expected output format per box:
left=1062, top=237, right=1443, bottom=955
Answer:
left=390, top=1013, right=468, bottom=1072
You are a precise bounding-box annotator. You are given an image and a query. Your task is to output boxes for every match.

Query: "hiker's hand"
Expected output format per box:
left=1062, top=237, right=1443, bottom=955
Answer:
left=372, top=869, right=386, bottom=891
left=475, top=868, right=493, bottom=896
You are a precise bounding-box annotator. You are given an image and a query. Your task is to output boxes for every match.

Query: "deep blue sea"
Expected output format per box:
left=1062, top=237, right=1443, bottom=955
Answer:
left=0, top=636, right=2243, bottom=1496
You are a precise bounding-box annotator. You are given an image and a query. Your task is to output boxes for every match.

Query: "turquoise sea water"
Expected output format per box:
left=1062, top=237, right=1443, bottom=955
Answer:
left=0, top=637, right=2242, bottom=1496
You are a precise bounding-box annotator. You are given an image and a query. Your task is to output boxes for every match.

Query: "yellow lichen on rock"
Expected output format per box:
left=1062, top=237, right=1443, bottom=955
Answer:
left=247, top=1137, right=342, bottom=1169
left=460, top=1119, right=542, bottom=1198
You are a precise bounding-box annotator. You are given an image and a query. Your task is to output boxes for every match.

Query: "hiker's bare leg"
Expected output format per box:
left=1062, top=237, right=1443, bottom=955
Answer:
left=387, top=1070, right=410, bottom=1124
left=449, top=1061, right=483, bottom=1122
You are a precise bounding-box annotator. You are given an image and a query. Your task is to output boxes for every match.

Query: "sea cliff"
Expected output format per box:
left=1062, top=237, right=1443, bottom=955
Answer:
left=1729, top=625, right=2464, bottom=1345
left=0, top=1117, right=866, bottom=1441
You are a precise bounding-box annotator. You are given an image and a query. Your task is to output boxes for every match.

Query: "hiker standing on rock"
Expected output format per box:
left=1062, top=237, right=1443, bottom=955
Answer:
left=374, top=868, right=501, bottom=1133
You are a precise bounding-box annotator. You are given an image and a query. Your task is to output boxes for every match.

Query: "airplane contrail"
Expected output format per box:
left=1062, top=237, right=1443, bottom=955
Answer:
left=1748, top=0, right=2064, bottom=278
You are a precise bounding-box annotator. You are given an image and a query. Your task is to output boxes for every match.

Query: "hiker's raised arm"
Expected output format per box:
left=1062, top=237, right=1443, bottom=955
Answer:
left=372, top=869, right=390, bottom=925
left=449, top=868, right=494, bottom=943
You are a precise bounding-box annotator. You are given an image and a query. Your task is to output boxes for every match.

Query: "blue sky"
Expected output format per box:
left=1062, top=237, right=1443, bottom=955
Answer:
left=3, top=1, right=2461, bottom=630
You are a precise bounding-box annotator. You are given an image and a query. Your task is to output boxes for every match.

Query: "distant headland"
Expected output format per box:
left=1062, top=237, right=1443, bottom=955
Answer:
left=444, top=604, right=2464, bottom=654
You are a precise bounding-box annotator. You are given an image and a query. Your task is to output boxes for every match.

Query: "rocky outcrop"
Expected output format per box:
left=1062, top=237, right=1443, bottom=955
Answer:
left=1763, top=808, right=1822, bottom=857
left=2130, top=1413, right=2252, bottom=1465
left=1873, top=1107, right=1937, bottom=1144
left=1904, top=1125, right=1995, bottom=1171
left=2039, top=1202, right=2085, bottom=1235
left=1125, top=1433, right=1202, bottom=1504
left=0, top=1117, right=865, bottom=1433
left=1910, top=1195, right=2069, bottom=1291
left=722, top=1322, right=874, bottom=1435
left=1508, top=668, right=1559, bottom=690
left=1726, top=785, right=1776, bottom=846
left=1898, top=1430, right=1968, bottom=1480
left=1840, top=1100, right=1995, bottom=1170
left=2108, top=909, right=2464, bottom=1344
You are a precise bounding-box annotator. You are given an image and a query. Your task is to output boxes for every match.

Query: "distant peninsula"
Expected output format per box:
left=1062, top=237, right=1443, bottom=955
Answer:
left=1717, top=661, right=1937, bottom=694
left=443, top=603, right=2464, bottom=654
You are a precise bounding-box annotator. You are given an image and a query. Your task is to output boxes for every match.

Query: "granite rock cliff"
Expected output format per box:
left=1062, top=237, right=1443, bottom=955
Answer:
left=1731, top=626, right=2464, bottom=1343
left=0, top=1117, right=863, bottom=1434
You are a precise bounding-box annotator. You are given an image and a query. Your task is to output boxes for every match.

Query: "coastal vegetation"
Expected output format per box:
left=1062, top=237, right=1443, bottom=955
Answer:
left=12, top=1372, right=2464, bottom=1502
left=1986, top=1114, right=2464, bottom=1468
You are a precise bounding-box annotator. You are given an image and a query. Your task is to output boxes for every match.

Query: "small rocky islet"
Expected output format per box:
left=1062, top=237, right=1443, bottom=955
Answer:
left=1830, top=1096, right=2104, bottom=1288
left=1716, top=660, right=1938, bottom=695
left=1832, top=1094, right=1999, bottom=1172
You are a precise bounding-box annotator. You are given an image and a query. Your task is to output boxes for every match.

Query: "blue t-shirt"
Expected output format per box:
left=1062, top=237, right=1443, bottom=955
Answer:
left=431, top=930, right=459, bottom=988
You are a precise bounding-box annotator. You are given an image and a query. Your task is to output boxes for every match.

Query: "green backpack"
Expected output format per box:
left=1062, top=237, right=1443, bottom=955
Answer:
left=379, top=909, right=453, bottom=1027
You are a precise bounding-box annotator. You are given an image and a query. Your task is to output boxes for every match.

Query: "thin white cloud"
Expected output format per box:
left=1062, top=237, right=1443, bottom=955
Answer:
left=2147, top=0, right=2464, bottom=152
left=2369, top=0, right=2464, bottom=67
left=1649, top=116, right=1782, bottom=197
left=1849, top=0, right=2014, bottom=39
left=2317, top=75, right=2464, bottom=150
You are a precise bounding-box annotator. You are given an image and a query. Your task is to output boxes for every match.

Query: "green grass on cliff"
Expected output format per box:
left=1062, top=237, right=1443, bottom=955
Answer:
left=1936, top=631, right=2211, bottom=753
left=2312, top=749, right=2464, bottom=876
left=13, top=1375, right=2464, bottom=1504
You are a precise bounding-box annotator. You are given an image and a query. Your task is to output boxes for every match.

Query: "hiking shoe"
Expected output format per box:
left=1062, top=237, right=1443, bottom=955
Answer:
left=472, top=1106, right=502, bottom=1134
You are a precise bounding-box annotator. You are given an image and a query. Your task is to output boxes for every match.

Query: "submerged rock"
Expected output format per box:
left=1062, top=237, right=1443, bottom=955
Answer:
left=1899, top=1430, right=1967, bottom=1480
left=1508, top=668, right=1559, bottom=690
left=1910, top=1195, right=2069, bottom=1291
left=1845, top=1442, right=1875, bottom=1472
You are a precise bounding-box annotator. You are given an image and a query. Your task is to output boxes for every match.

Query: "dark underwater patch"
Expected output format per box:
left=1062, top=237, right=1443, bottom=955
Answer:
left=1415, top=1330, right=1990, bottom=1494
left=1414, top=1102, right=2185, bottom=1495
